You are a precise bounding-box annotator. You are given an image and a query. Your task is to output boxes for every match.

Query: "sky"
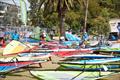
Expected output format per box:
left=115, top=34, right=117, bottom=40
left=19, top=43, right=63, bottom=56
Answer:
left=1, top=0, right=30, bottom=10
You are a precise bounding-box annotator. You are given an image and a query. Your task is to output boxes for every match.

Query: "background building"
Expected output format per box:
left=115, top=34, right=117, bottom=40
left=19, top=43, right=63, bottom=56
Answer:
left=0, top=1, right=20, bottom=26
left=109, top=19, right=120, bottom=33
left=108, top=19, right=120, bottom=41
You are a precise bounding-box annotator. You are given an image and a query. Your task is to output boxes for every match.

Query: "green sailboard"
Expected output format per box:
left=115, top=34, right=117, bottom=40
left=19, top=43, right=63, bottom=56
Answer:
left=30, top=70, right=112, bottom=80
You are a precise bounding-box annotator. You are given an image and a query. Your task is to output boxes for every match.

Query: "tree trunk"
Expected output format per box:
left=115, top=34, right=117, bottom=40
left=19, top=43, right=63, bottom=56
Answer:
left=58, top=0, right=65, bottom=41
left=58, top=14, right=65, bottom=42
left=84, top=0, right=89, bottom=33
left=60, top=15, right=65, bottom=36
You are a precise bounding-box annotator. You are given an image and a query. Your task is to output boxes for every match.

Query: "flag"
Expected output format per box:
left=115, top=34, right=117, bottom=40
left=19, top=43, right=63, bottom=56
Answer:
left=20, top=0, right=27, bottom=26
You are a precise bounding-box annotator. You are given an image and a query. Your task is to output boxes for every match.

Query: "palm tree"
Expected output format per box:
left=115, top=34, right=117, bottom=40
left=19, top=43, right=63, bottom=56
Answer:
left=35, top=0, right=81, bottom=38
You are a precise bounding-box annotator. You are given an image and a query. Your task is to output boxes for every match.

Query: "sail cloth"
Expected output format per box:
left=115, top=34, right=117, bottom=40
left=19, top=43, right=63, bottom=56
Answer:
left=60, top=57, right=120, bottom=64
left=0, top=61, right=34, bottom=73
left=63, top=32, right=81, bottom=46
left=65, top=32, right=81, bottom=41
left=20, top=0, right=27, bottom=25
left=30, top=71, right=112, bottom=80
left=31, top=26, right=41, bottom=40
left=65, top=32, right=89, bottom=41
left=62, top=41, right=80, bottom=46
left=46, top=33, right=51, bottom=41
left=20, top=37, right=40, bottom=43
left=3, top=40, right=30, bottom=56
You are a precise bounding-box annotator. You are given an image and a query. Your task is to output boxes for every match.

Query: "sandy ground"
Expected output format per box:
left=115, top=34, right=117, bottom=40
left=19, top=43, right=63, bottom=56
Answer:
left=0, top=43, right=120, bottom=80
left=1, top=62, right=59, bottom=80
left=0, top=55, right=61, bottom=80
left=0, top=55, right=120, bottom=80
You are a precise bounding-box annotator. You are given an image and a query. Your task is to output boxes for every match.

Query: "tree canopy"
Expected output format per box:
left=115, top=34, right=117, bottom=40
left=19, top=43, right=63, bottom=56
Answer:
left=28, top=0, right=120, bottom=36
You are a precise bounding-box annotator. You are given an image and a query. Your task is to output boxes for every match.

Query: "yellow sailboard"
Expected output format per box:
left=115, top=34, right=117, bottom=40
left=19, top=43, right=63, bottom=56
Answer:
left=3, top=40, right=30, bottom=55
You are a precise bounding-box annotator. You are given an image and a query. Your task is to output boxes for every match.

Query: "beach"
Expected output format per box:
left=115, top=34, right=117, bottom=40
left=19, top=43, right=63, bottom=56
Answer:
left=0, top=55, right=60, bottom=80
left=0, top=55, right=120, bottom=80
left=0, top=0, right=120, bottom=79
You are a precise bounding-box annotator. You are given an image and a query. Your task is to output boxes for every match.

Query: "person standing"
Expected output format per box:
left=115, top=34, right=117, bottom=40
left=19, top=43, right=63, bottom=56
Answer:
left=49, top=30, right=54, bottom=40
left=0, top=29, right=5, bottom=47
left=41, top=30, right=46, bottom=41
left=82, top=32, right=89, bottom=41
left=11, top=31, right=20, bottom=41
left=117, top=23, right=120, bottom=39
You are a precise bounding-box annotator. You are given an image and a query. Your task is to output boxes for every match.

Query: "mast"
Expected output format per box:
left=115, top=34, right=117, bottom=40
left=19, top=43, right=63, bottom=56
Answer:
left=84, top=0, right=89, bottom=33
